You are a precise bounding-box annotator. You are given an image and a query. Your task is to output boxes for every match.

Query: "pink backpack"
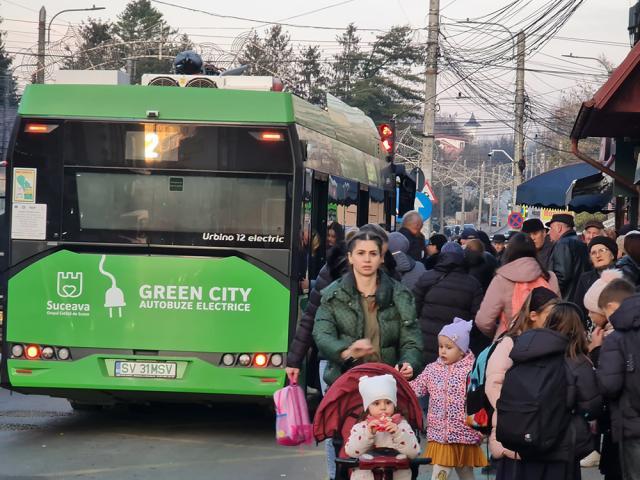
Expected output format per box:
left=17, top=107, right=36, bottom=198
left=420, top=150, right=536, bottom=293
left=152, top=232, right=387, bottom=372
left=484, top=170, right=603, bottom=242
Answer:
left=500, top=277, right=551, bottom=332
left=273, top=383, right=313, bottom=446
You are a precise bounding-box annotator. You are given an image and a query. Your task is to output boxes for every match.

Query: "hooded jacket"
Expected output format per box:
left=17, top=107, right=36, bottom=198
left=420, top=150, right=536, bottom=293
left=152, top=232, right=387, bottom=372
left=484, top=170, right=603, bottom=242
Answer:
left=410, top=352, right=484, bottom=445
left=616, top=254, right=640, bottom=287
left=412, top=252, right=484, bottom=365
left=550, top=230, right=591, bottom=299
left=466, top=250, right=498, bottom=292
left=475, top=257, right=560, bottom=339
left=313, top=271, right=423, bottom=386
left=393, top=250, right=426, bottom=292
left=597, top=294, right=640, bottom=442
left=489, top=329, right=601, bottom=461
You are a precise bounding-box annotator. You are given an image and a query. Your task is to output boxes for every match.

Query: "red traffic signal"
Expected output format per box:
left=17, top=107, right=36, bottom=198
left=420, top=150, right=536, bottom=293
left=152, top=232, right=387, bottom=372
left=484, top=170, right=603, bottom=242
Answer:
left=378, top=123, right=394, bottom=156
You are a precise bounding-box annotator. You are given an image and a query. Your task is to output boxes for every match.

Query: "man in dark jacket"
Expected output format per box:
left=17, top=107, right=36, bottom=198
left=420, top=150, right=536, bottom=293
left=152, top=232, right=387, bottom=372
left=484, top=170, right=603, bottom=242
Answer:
left=616, top=231, right=640, bottom=287
left=399, top=210, right=425, bottom=261
left=412, top=241, right=485, bottom=364
left=547, top=214, right=591, bottom=299
left=597, top=285, right=640, bottom=479
left=423, top=233, right=447, bottom=270
left=522, top=218, right=554, bottom=268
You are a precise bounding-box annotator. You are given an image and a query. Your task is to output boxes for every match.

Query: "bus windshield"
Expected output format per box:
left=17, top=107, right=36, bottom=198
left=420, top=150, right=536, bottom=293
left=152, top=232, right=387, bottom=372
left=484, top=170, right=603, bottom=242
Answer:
left=14, top=120, right=293, bottom=248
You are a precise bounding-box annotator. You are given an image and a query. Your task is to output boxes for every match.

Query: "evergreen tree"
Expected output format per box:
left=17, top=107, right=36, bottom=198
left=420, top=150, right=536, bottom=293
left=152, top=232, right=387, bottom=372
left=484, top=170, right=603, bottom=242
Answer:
left=0, top=19, right=17, bottom=106
left=330, top=23, right=363, bottom=102
left=238, top=25, right=294, bottom=80
left=63, top=19, right=117, bottom=70
left=295, top=45, right=328, bottom=104
left=112, top=0, right=178, bottom=83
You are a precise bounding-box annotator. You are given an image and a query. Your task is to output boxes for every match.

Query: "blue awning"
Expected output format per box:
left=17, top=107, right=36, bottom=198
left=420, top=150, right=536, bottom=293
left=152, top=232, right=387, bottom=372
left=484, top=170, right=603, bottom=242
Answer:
left=516, top=163, right=613, bottom=213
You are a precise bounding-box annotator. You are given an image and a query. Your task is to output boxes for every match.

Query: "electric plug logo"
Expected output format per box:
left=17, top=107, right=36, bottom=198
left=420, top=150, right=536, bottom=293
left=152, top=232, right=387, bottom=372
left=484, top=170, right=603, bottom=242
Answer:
left=99, top=255, right=126, bottom=318
left=57, top=272, right=83, bottom=298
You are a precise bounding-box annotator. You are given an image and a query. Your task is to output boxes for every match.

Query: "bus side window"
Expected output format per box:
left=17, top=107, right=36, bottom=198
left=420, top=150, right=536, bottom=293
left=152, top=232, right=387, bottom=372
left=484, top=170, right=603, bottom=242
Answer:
left=328, top=175, right=358, bottom=239
left=369, top=187, right=385, bottom=227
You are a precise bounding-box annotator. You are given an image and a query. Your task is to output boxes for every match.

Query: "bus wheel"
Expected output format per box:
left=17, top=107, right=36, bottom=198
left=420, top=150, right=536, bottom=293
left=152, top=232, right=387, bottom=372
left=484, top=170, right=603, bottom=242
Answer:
left=69, top=400, right=103, bottom=412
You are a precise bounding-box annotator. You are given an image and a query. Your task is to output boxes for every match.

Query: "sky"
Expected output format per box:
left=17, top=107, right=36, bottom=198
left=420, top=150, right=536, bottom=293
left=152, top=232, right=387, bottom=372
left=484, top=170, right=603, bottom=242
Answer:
left=1, top=0, right=635, bottom=138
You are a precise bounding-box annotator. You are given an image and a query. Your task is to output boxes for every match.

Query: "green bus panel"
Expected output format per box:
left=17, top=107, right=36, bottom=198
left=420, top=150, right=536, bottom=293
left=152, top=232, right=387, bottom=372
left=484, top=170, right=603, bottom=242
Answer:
left=6, top=251, right=289, bottom=395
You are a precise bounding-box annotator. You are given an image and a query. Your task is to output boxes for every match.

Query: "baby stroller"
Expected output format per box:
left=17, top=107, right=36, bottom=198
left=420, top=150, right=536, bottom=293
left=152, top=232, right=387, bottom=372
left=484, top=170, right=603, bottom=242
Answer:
left=313, top=363, right=431, bottom=480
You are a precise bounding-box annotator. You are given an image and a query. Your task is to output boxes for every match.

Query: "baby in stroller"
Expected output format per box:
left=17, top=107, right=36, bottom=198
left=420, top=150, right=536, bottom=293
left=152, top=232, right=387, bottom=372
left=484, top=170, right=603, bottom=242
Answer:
left=313, top=363, right=430, bottom=480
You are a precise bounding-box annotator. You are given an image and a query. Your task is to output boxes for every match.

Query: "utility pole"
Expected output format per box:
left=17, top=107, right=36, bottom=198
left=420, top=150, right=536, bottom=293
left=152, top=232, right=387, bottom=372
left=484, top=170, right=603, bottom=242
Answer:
left=477, top=158, right=485, bottom=226
left=439, top=184, right=445, bottom=233
left=36, top=7, right=46, bottom=84
left=460, top=157, right=466, bottom=222
left=421, top=0, right=440, bottom=236
left=512, top=30, right=525, bottom=211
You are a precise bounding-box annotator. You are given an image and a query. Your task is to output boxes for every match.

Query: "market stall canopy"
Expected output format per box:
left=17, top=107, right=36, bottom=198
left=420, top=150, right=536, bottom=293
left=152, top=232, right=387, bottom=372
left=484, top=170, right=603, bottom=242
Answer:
left=517, top=163, right=612, bottom=213
left=571, top=41, right=640, bottom=139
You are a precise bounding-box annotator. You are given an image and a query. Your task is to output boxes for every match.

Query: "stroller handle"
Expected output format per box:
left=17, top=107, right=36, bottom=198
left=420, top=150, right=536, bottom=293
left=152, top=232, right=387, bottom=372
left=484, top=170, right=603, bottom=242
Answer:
left=335, top=456, right=432, bottom=469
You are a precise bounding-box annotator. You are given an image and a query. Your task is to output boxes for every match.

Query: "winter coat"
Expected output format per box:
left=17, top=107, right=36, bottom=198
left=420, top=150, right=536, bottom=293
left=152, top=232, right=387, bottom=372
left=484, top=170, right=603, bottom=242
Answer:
left=422, top=253, right=439, bottom=270
left=393, top=250, right=426, bottom=292
left=410, top=352, right=484, bottom=445
left=286, top=244, right=348, bottom=369
left=616, top=255, right=640, bottom=287
left=466, top=250, right=497, bottom=292
left=549, top=230, right=591, bottom=299
left=597, top=293, right=640, bottom=442
left=399, top=227, right=424, bottom=261
left=488, top=330, right=602, bottom=462
left=412, top=252, right=484, bottom=365
left=538, top=235, right=555, bottom=270
left=571, top=269, right=600, bottom=326
left=312, top=271, right=423, bottom=386
left=475, top=257, right=560, bottom=339
left=345, top=419, right=420, bottom=480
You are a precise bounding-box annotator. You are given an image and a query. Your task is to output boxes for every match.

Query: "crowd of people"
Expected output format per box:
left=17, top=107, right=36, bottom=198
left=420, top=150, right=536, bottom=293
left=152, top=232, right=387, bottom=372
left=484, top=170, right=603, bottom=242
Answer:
left=285, top=211, right=640, bottom=480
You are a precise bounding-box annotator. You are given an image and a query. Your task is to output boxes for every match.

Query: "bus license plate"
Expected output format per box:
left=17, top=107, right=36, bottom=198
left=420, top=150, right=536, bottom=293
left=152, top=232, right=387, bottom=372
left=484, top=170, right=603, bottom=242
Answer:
left=114, top=361, right=177, bottom=379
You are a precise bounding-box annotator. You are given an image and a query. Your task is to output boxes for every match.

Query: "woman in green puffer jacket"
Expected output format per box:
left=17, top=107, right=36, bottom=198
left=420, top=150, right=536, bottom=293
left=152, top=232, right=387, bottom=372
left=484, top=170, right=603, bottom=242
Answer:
left=313, top=229, right=424, bottom=387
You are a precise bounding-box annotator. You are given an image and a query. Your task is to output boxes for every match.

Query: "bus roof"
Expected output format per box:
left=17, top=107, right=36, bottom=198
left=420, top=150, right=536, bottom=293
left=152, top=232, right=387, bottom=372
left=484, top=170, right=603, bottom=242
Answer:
left=19, top=84, right=381, bottom=157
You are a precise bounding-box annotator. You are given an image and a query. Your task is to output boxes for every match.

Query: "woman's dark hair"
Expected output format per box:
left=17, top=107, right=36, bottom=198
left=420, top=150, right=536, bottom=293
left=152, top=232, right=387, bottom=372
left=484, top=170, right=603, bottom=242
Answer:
left=503, top=232, right=551, bottom=280
left=477, top=230, right=497, bottom=257
left=625, top=232, right=640, bottom=264
left=347, top=230, right=384, bottom=254
left=360, top=223, right=389, bottom=243
left=328, top=221, right=345, bottom=243
left=545, top=302, right=588, bottom=359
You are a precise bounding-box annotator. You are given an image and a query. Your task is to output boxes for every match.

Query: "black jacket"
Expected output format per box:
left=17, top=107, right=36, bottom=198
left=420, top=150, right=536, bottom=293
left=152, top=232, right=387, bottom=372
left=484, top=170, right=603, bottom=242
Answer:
left=616, top=255, right=640, bottom=287
left=538, top=235, right=555, bottom=270
left=549, top=230, right=591, bottom=300
left=286, top=244, right=348, bottom=368
left=571, top=269, right=600, bottom=327
left=597, top=294, right=640, bottom=442
left=465, top=250, right=497, bottom=293
left=412, top=252, right=484, bottom=365
left=399, top=227, right=424, bottom=261
left=510, top=329, right=602, bottom=463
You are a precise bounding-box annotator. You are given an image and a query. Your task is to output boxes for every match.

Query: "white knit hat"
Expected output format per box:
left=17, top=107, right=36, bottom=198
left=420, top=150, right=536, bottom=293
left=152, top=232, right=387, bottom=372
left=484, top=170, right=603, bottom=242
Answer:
left=358, top=374, right=397, bottom=410
left=583, top=269, right=624, bottom=314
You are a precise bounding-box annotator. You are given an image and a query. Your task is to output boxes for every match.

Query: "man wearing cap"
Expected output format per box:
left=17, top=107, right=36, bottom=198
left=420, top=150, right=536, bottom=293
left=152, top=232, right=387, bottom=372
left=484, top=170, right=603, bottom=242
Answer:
left=491, top=234, right=506, bottom=263
left=547, top=213, right=591, bottom=299
left=582, top=219, right=605, bottom=245
left=423, top=233, right=447, bottom=270
left=459, top=228, right=478, bottom=247
left=522, top=218, right=555, bottom=269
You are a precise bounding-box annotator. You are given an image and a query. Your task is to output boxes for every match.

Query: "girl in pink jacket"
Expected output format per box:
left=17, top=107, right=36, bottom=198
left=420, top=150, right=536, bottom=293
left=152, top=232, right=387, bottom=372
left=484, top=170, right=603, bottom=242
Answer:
left=411, top=318, right=487, bottom=480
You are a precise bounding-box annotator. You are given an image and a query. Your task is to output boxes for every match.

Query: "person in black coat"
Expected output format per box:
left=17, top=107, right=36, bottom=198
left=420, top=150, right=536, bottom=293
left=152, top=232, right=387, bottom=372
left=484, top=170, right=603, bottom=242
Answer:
left=616, top=231, right=640, bottom=287
left=548, top=214, right=591, bottom=300
left=399, top=210, right=425, bottom=261
left=412, top=241, right=485, bottom=365
left=464, top=238, right=498, bottom=293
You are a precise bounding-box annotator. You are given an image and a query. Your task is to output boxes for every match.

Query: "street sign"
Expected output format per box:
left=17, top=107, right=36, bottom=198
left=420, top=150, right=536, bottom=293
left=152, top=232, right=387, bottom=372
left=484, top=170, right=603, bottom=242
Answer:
left=415, top=191, right=433, bottom=220
left=508, top=211, right=524, bottom=229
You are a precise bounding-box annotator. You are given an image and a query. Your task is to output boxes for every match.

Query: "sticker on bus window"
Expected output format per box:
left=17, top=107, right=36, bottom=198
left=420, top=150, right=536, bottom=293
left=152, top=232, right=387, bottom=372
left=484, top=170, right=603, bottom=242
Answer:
left=11, top=203, right=47, bottom=240
left=13, top=168, right=37, bottom=203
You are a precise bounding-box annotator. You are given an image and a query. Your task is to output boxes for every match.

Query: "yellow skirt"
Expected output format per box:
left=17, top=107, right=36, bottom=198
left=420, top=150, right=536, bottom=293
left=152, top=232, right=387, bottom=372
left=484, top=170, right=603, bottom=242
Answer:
left=424, top=442, right=488, bottom=468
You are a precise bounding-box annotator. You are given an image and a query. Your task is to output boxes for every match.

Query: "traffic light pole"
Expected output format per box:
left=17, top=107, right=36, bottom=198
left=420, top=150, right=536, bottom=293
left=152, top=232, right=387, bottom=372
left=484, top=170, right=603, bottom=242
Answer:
left=421, top=0, right=440, bottom=236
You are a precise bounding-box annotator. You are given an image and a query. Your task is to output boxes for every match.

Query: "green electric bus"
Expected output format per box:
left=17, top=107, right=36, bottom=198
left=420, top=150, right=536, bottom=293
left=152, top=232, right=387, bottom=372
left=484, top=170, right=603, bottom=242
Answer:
left=0, top=78, right=408, bottom=407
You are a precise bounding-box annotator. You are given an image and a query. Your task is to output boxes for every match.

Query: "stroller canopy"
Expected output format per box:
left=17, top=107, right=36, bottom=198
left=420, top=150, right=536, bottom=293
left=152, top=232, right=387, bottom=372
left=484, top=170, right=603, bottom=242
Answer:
left=313, top=363, right=424, bottom=443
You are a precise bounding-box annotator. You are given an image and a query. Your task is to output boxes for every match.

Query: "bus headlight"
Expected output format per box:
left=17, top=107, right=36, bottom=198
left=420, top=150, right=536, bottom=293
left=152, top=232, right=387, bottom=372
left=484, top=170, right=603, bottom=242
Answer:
left=270, top=354, right=283, bottom=367
left=221, top=353, right=236, bottom=366
left=238, top=354, right=251, bottom=367
left=41, top=347, right=55, bottom=360
left=11, top=344, right=24, bottom=358
left=57, top=348, right=71, bottom=360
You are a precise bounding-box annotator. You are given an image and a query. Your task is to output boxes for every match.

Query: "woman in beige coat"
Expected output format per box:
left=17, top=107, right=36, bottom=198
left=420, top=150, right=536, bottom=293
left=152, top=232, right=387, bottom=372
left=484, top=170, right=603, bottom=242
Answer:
left=475, top=233, right=560, bottom=339
left=485, top=287, right=560, bottom=477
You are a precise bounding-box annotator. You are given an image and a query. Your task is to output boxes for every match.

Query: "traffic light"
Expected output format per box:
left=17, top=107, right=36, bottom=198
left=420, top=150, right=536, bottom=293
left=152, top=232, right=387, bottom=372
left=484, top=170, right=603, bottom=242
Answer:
left=378, top=122, right=395, bottom=161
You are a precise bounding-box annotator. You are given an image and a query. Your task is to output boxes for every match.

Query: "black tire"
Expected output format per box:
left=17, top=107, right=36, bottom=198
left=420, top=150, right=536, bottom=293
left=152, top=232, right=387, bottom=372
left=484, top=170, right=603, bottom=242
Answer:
left=69, top=400, right=103, bottom=412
